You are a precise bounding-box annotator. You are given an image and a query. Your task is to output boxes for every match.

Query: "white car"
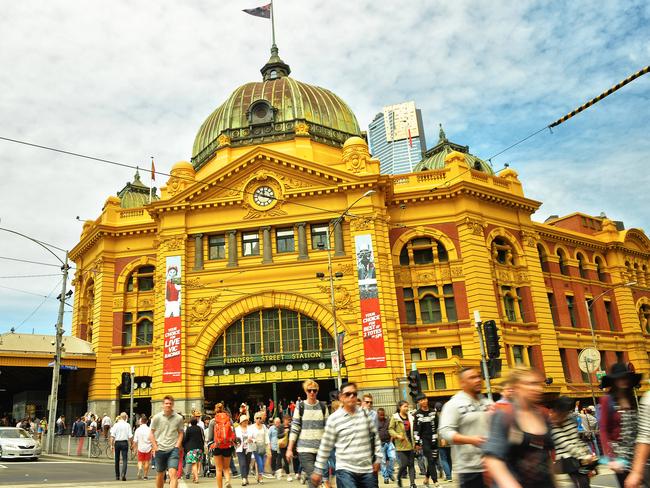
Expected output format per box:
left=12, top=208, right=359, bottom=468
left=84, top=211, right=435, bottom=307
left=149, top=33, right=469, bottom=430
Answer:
left=0, top=427, right=41, bottom=460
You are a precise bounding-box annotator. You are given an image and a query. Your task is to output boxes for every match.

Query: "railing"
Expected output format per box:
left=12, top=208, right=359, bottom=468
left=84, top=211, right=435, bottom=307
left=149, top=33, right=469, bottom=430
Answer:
left=120, top=209, right=145, bottom=219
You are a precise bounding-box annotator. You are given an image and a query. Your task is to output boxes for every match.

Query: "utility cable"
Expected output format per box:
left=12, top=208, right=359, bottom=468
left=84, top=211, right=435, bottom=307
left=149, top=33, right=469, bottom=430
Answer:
left=13, top=279, right=63, bottom=332
left=0, top=273, right=61, bottom=279
left=0, top=255, right=63, bottom=268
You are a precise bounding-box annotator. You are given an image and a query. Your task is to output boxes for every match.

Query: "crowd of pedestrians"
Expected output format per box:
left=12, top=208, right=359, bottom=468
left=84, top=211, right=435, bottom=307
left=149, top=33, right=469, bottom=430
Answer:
left=12, top=361, right=650, bottom=487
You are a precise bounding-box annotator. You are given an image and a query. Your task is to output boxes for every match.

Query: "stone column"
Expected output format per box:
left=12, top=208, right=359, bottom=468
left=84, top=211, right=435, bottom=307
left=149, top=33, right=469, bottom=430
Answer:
left=261, top=226, right=273, bottom=264
left=332, top=219, right=344, bottom=256
left=193, top=234, right=204, bottom=270
left=226, top=230, right=238, bottom=268
left=296, top=222, right=309, bottom=261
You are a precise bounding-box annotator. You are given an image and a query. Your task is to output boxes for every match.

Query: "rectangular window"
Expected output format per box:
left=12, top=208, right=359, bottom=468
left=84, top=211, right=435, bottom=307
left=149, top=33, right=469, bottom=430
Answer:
left=276, top=228, right=295, bottom=253
left=122, top=312, right=133, bottom=347
left=262, top=309, right=280, bottom=354
left=559, top=349, right=571, bottom=383
left=512, top=345, right=525, bottom=365
left=403, top=288, right=417, bottom=324
left=586, top=299, right=596, bottom=327
left=208, top=235, right=226, bottom=260
left=566, top=295, right=576, bottom=327
left=443, top=284, right=457, bottom=322
left=137, top=266, right=155, bottom=291
left=604, top=300, right=615, bottom=331
left=451, top=345, right=463, bottom=358
left=225, top=319, right=243, bottom=356
left=410, top=349, right=422, bottom=361
left=548, top=293, right=559, bottom=326
left=413, top=247, right=434, bottom=265
left=244, top=313, right=261, bottom=355
left=419, top=373, right=429, bottom=392
left=503, top=288, right=517, bottom=322
left=301, top=315, right=320, bottom=352
left=433, top=372, right=447, bottom=390
left=426, top=347, right=448, bottom=360
left=242, top=231, right=260, bottom=256
left=136, top=311, right=153, bottom=346
left=310, top=224, right=329, bottom=250
left=281, top=310, right=300, bottom=353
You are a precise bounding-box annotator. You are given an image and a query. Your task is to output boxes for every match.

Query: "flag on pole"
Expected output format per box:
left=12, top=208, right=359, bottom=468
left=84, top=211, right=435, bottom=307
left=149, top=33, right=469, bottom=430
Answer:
left=150, top=157, right=156, bottom=181
left=408, top=128, right=413, bottom=148
left=243, top=3, right=271, bottom=18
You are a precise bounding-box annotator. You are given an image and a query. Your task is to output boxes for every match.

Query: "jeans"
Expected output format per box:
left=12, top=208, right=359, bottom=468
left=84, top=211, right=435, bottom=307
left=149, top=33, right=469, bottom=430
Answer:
left=114, top=440, right=129, bottom=479
left=253, top=451, right=266, bottom=476
left=237, top=451, right=252, bottom=479
left=439, top=447, right=452, bottom=480
left=396, top=451, right=415, bottom=486
left=271, top=449, right=280, bottom=472
left=422, top=443, right=438, bottom=482
left=335, top=469, right=379, bottom=488
left=299, top=452, right=317, bottom=488
left=154, top=447, right=180, bottom=473
left=380, top=442, right=396, bottom=479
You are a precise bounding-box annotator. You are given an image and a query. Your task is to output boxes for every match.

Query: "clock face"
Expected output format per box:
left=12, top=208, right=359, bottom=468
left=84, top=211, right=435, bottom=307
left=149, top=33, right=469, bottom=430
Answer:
left=253, top=186, right=275, bottom=207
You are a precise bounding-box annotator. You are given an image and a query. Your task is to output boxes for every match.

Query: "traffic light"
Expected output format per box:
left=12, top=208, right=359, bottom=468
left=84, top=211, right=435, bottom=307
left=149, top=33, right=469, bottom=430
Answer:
left=487, top=359, right=502, bottom=379
left=121, top=372, right=131, bottom=395
left=483, top=320, right=500, bottom=359
left=407, top=370, right=421, bottom=399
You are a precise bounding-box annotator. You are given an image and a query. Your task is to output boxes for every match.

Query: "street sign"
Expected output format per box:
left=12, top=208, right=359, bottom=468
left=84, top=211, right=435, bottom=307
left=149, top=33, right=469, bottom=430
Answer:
left=578, top=347, right=600, bottom=373
left=596, top=370, right=606, bottom=381
left=60, top=365, right=78, bottom=371
left=330, top=350, right=340, bottom=372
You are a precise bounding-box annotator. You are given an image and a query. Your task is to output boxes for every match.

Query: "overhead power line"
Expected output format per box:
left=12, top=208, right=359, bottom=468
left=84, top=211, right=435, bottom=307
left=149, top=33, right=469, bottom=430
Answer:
left=0, top=255, right=63, bottom=268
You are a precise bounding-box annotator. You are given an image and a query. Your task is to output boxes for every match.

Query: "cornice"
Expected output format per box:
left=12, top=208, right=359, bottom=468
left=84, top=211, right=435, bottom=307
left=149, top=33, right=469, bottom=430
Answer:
left=70, top=225, right=157, bottom=260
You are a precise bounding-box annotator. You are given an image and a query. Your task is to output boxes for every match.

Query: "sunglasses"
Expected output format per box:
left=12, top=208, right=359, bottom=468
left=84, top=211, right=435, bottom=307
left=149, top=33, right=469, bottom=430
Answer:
left=341, top=391, right=358, bottom=398
left=307, top=389, right=319, bottom=393
left=364, top=400, right=373, bottom=404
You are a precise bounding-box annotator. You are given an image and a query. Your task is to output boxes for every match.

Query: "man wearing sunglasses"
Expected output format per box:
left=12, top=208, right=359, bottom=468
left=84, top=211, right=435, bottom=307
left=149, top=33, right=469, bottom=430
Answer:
left=312, top=382, right=383, bottom=488
left=287, top=380, right=328, bottom=487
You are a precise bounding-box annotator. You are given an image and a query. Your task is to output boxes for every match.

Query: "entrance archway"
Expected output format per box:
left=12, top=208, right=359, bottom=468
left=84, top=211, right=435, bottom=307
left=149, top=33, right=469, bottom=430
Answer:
left=203, top=307, right=341, bottom=414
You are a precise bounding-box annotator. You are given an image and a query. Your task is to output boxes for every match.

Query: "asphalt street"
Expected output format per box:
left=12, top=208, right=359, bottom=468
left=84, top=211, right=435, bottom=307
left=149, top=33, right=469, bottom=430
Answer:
left=0, top=457, right=621, bottom=488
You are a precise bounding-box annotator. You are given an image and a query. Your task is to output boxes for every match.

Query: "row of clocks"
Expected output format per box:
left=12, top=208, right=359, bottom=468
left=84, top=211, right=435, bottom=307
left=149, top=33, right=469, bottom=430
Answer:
left=133, top=381, right=151, bottom=389
left=207, top=362, right=327, bottom=377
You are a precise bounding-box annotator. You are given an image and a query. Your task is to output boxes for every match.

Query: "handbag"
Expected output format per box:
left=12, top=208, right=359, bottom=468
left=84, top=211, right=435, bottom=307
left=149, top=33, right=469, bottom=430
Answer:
left=554, top=457, right=581, bottom=474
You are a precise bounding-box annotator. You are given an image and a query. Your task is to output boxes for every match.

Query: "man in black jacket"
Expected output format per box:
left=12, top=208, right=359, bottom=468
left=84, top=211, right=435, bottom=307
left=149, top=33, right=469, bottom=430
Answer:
left=413, top=394, right=439, bottom=488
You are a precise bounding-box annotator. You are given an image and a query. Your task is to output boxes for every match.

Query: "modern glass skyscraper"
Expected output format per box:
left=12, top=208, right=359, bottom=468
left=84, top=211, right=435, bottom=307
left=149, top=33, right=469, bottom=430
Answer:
left=368, top=101, right=427, bottom=174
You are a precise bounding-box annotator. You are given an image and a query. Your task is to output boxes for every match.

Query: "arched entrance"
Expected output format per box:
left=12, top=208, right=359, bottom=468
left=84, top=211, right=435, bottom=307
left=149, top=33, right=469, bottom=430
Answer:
left=203, top=307, right=340, bottom=415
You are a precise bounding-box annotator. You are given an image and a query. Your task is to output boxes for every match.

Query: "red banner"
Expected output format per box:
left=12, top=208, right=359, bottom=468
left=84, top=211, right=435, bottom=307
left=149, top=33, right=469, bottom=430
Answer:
left=360, top=297, right=387, bottom=368
left=163, top=316, right=182, bottom=382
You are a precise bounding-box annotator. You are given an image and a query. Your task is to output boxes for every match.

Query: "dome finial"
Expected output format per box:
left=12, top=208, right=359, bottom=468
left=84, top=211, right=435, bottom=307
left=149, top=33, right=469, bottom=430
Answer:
left=134, top=167, right=141, bottom=182
left=439, top=123, right=447, bottom=142
left=261, top=43, right=291, bottom=81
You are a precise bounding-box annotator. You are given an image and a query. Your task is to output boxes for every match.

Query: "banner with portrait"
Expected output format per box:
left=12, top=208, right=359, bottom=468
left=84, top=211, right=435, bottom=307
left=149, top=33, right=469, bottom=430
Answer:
left=354, top=234, right=387, bottom=368
left=163, top=255, right=182, bottom=383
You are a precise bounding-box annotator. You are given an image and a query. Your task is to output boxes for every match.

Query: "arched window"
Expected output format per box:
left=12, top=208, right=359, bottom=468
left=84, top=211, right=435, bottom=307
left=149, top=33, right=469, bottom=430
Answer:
left=501, top=286, right=525, bottom=323
left=595, top=257, right=607, bottom=282
left=576, top=253, right=587, bottom=279
left=399, top=237, right=448, bottom=266
left=126, top=265, right=155, bottom=292
left=537, top=244, right=549, bottom=272
left=492, top=237, right=515, bottom=266
left=557, top=249, right=569, bottom=275
left=208, top=308, right=335, bottom=360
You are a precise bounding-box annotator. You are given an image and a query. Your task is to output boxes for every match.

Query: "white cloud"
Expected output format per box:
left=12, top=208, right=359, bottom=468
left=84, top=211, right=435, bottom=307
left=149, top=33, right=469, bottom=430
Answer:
left=0, top=0, right=648, bottom=333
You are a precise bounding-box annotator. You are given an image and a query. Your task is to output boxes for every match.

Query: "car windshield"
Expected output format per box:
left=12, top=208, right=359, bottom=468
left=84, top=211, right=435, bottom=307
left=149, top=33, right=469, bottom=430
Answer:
left=0, top=429, right=31, bottom=439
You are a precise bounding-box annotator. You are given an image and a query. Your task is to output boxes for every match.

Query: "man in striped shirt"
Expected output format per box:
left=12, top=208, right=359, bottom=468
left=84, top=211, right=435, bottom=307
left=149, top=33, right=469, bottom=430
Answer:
left=287, top=380, right=329, bottom=487
left=312, top=382, right=383, bottom=488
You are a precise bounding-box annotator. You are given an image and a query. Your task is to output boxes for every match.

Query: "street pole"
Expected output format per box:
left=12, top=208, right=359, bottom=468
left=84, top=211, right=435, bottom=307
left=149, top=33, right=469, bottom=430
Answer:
left=47, top=252, right=69, bottom=453
left=129, top=366, right=135, bottom=428
left=474, top=311, right=493, bottom=402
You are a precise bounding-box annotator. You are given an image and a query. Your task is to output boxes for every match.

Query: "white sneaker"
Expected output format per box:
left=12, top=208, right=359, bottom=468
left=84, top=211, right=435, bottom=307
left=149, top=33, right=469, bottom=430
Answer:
left=287, top=475, right=293, bottom=482
left=276, top=470, right=283, bottom=480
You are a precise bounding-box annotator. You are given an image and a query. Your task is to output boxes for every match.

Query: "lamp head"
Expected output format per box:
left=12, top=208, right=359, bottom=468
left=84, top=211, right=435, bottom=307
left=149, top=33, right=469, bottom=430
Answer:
left=362, top=190, right=376, bottom=198
left=624, top=281, right=637, bottom=286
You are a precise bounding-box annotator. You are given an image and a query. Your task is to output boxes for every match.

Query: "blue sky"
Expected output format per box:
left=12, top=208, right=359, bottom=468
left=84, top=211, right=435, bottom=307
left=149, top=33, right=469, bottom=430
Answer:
left=0, top=0, right=648, bottom=335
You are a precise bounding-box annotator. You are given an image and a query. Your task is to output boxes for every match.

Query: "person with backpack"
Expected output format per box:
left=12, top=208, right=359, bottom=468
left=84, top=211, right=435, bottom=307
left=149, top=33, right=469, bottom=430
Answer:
left=482, top=367, right=554, bottom=488
left=207, top=403, right=236, bottom=488
left=287, top=380, right=329, bottom=488
left=599, top=363, right=642, bottom=488
left=235, top=415, right=254, bottom=486
left=250, top=412, right=271, bottom=483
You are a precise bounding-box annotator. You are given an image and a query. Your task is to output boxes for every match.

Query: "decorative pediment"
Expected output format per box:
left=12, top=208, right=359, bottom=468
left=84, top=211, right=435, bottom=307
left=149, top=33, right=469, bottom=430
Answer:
left=158, top=147, right=366, bottom=208
left=624, top=229, right=650, bottom=254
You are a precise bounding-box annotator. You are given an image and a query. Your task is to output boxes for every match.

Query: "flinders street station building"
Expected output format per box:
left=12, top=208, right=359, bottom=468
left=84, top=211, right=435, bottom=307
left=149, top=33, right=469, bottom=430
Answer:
left=68, top=47, right=650, bottom=416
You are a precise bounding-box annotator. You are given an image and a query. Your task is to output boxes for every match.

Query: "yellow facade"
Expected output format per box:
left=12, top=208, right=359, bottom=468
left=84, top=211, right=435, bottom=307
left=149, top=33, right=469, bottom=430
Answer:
left=69, top=55, right=650, bottom=416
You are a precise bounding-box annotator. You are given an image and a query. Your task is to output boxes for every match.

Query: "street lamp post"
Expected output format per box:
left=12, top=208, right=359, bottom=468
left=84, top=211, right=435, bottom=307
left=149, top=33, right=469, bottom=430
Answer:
left=583, top=281, right=636, bottom=405
left=320, top=190, right=376, bottom=390
left=0, top=227, right=69, bottom=454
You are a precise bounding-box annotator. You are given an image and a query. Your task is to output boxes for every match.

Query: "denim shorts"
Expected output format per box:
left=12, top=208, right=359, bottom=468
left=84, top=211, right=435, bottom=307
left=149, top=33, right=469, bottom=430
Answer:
left=155, top=447, right=180, bottom=472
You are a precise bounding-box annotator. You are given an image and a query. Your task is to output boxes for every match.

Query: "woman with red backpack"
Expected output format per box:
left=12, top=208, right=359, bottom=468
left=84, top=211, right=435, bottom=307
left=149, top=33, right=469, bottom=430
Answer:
left=207, top=403, right=236, bottom=488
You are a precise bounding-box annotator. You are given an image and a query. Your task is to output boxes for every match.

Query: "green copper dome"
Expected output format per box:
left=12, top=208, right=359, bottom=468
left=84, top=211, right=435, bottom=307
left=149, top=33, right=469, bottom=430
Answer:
left=117, top=170, right=158, bottom=208
left=191, top=47, right=362, bottom=169
left=414, top=125, right=494, bottom=174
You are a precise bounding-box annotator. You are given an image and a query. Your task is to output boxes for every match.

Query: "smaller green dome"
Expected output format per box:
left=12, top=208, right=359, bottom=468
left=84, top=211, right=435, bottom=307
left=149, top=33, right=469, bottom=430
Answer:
left=117, top=170, right=158, bottom=208
left=414, top=124, right=494, bottom=174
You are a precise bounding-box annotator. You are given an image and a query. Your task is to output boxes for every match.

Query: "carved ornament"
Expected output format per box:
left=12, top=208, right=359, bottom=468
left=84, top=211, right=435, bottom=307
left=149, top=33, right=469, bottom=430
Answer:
left=167, top=177, right=186, bottom=197
left=464, top=217, right=487, bottom=236
left=318, top=285, right=353, bottom=311
left=159, top=236, right=185, bottom=252
left=113, top=296, right=124, bottom=308
left=294, top=122, right=310, bottom=136
left=185, top=277, right=205, bottom=289
left=338, top=264, right=354, bottom=275
left=342, top=144, right=371, bottom=174
left=217, top=134, right=231, bottom=147
left=190, top=295, right=220, bottom=322
left=451, top=266, right=464, bottom=278
left=520, top=230, right=540, bottom=248
left=349, top=216, right=373, bottom=232
left=139, top=297, right=154, bottom=308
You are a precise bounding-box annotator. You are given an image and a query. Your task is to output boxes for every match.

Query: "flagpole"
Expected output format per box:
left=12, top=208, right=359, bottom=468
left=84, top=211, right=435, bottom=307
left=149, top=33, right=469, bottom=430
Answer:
left=270, top=0, right=276, bottom=47
left=149, top=156, right=154, bottom=204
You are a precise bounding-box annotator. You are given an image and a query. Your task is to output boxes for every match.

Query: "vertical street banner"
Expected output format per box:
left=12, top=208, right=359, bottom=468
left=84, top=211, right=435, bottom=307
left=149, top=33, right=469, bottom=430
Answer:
left=163, top=256, right=182, bottom=383
left=354, top=234, right=387, bottom=368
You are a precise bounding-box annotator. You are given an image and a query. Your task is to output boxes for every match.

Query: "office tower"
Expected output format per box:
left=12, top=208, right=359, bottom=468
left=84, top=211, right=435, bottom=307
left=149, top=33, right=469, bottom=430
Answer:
left=368, top=101, right=427, bottom=174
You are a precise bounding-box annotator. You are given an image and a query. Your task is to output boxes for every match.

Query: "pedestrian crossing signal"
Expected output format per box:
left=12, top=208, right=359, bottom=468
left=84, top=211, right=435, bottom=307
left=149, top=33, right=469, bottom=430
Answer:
left=121, top=372, right=131, bottom=395
left=407, top=370, right=421, bottom=398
